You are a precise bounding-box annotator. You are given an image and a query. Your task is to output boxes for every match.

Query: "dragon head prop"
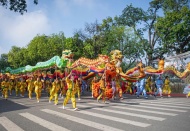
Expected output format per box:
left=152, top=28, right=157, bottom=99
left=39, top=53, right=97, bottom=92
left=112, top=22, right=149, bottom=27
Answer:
left=62, top=50, right=74, bottom=60
left=110, top=50, right=123, bottom=67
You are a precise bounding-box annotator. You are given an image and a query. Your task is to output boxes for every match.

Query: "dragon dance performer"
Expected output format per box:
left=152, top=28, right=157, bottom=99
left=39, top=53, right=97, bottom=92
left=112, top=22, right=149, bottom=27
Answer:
left=46, top=79, right=53, bottom=97
left=91, top=77, right=95, bottom=98
left=34, top=77, right=43, bottom=103
left=115, top=76, right=123, bottom=100
left=26, top=77, right=35, bottom=99
left=76, top=77, right=82, bottom=100
left=60, top=78, right=67, bottom=98
left=81, top=79, right=87, bottom=94
left=136, top=78, right=148, bottom=99
left=63, top=73, right=79, bottom=111
left=20, top=78, right=27, bottom=97
left=15, top=78, right=20, bottom=97
left=97, top=75, right=107, bottom=103
left=8, top=79, right=14, bottom=95
left=49, top=78, right=61, bottom=105
left=163, top=76, right=171, bottom=97
left=1, top=78, right=9, bottom=100
left=111, top=78, right=116, bottom=99
left=125, top=81, right=133, bottom=95
left=154, top=75, right=163, bottom=98
left=145, top=76, right=152, bottom=95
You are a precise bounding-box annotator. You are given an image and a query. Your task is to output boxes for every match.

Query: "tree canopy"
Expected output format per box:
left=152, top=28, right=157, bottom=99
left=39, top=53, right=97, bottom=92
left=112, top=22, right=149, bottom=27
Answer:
left=0, top=0, right=38, bottom=14
left=1, top=0, right=190, bottom=72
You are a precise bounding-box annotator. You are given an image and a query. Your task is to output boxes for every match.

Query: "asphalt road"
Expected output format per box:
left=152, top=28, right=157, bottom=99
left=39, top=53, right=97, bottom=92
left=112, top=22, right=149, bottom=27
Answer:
left=0, top=91, right=190, bottom=131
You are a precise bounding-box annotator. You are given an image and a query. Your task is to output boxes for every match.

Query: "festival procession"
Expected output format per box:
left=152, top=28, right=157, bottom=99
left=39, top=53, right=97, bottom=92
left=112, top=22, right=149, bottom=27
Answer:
left=1, top=49, right=190, bottom=111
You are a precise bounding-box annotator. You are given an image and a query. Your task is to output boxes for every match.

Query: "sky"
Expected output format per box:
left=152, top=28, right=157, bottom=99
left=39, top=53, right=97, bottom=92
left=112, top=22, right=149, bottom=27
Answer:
left=0, top=0, right=152, bottom=56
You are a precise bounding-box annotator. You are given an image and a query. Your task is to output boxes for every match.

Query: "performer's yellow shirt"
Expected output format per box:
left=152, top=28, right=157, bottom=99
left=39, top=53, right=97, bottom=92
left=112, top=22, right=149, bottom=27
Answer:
left=164, top=79, right=170, bottom=85
left=100, top=79, right=106, bottom=90
left=1, top=81, right=9, bottom=88
left=9, top=81, right=14, bottom=88
left=52, top=82, right=61, bottom=93
left=20, top=81, right=27, bottom=89
left=26, top=79, right=34, bottom=90
left=15, top=81, right=21, bottom=89
left=66, top=77, right=77, bottom=96
left=34, top=81, right=43, bottom=91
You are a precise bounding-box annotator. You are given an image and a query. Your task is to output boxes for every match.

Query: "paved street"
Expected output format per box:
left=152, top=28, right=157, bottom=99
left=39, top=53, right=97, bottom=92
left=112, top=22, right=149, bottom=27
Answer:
left=0, top=92, right=190, bottom=131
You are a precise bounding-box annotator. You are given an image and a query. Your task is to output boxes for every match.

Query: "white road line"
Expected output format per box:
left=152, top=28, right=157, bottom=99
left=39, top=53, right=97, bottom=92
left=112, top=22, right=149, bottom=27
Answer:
left=0, top=116, right=24, bottom=131
left=78, top=104, right=165, bottom=121
left=129, top=99, right=190, bottom=104
left=138, top=101, right=190, bottom=107
left=42, top=109, right=124, bottom=131
left=134, top=99, right=190, bottom=104
left=138, top=103, right=190, bottom=109
left=58, top=107, right=151, bottom=127
left=88, top=103, right=177, bottom=116
left=19, top=112, right=70, bottom=131
left=13, top=101, right=25, bottom=105
left=96, top=102, right=187, bottom=112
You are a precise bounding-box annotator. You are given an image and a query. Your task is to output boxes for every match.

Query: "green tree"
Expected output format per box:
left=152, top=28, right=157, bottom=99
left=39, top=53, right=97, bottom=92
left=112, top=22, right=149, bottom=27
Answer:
left=0, top=53, right=9, bottom=71
left=27, top=33, right=66, bottom=65
left=118, top=3, right=162, bottom=65
left=99, top=17, right=144, bottom=69
left=75, top=20, right=107, bottom=58
left=7, top=46, right=23, bottom=68
left=65, top=33, right=84, bottom=60
left=0, top=0, right=38, bottom=14
left=155, top=0, right=190, bottom=55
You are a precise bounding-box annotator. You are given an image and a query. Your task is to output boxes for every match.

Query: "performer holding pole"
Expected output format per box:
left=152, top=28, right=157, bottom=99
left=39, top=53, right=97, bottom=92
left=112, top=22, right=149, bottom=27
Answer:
left=163, top=76, right=171, bottom=97
left=34, top=77, right=43, bottom=103
left=62, top=73, right=79, bottom=111
left=26, top=76, right=35, bottom=99
left=97, top=74, right=107, bottom=103
left=49, top=78, right=61, bottom=105
left=1, top=78, right=9, bottom=100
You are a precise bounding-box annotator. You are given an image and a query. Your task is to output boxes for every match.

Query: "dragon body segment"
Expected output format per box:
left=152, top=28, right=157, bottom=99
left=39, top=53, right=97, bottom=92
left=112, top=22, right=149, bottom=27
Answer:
left=164, top=63, right=190, bottom=78
left=69, top=55, right=109, bottom=68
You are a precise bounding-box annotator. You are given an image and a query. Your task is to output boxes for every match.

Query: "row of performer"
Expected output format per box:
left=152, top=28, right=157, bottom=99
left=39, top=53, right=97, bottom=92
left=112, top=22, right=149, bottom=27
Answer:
left=1, top=74, right=190, bottom=111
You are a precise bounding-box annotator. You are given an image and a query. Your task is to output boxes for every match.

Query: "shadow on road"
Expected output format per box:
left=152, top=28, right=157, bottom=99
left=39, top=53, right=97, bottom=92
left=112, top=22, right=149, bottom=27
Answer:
left=0, top=99, right=29, bottom=114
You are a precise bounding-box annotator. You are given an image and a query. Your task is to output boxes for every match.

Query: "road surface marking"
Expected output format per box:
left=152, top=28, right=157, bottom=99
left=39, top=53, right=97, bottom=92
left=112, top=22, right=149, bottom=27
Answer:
left=42, top=109, right=124, bottom=131
left=19, top=112, right=70, bottom=131
left=58, top=107, right=151, bottom=127
left=0, top=116, right=24, bottom=131
left=88, top=102, right=177, bottom=116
